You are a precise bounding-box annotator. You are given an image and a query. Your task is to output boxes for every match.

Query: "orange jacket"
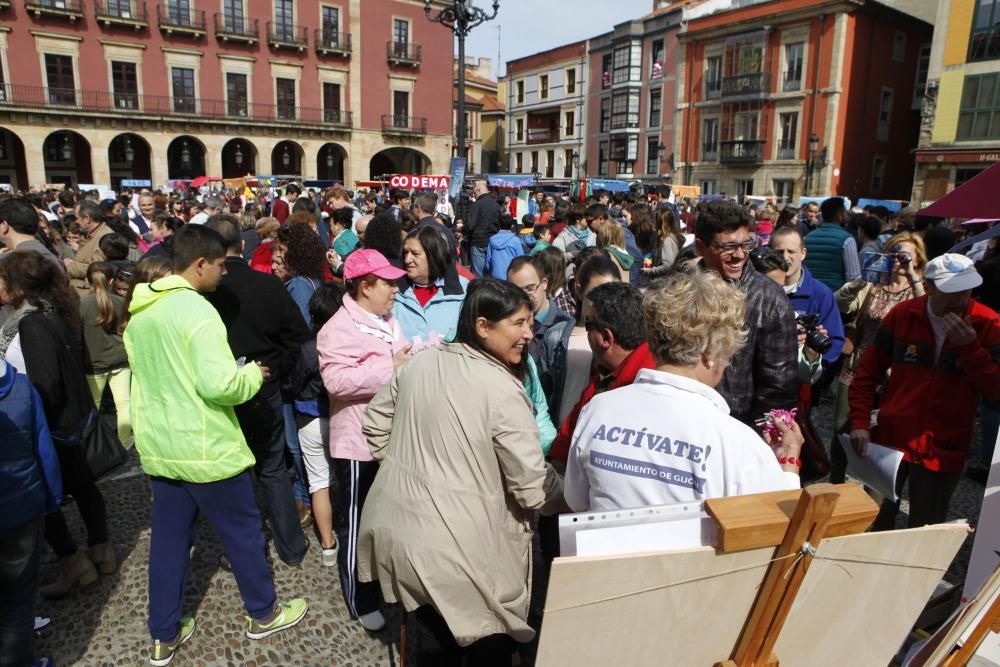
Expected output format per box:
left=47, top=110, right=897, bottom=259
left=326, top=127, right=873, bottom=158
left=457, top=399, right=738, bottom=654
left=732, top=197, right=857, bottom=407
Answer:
left=848, top=296, right=1000, bottom=472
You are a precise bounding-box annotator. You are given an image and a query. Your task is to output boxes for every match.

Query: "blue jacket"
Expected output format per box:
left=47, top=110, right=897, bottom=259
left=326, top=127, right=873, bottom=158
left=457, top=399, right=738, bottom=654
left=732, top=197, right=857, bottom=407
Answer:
left=787, top=266, right=846, bottom=364
left=619, top=222, right=644, bottom=287
left=0, top=362, right=62, bottom=531
left=485, top=230, right=525, bottom=280
left=532, top=303, right=574, bottom=419
left=392, top=276, right=469, bottom=344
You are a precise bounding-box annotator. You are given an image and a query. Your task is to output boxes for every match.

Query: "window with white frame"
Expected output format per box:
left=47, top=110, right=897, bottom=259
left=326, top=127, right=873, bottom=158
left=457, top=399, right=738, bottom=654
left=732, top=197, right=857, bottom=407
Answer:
left=515, top=152, right=523, bottom=173
left=736, top=179, right=754, bottom=196
left=703, top=117, right=719, bottom=160
left=773, top=179, right=794, bottom=204
left=226, top=72, right=248, bottom=116
left=611, top=89, right=640, bottom=129
left=784, top=42, right=804, bottom=92
left=515, top=117, right=524, bottom=142
left=650, top=38, right=664, bottom=78
left=516, top=80, right=524, bottom=103
left=879, top=87, right=894, bottom=124
left=564, top=110, right=574, bottom=137
left=646, top=136, right=659, bottom=175
left=530, top=150, right=538, bottom=173
left=564, top=149, right=574, bottom=177
left=913, top=44, right=931, bottom=108
left=706, top=56, right=722, bottom=99
left=598, top=141, right=609, bottom=175
left=540, top=74, right=548, bottom=99
left=778, top=111, right=798, bottom=159
left=701, top=179, right=717, bottom=195
left=600, top=97, right=611, bottom=132
left=872, top=155, right=886, bottom=192
left=171, top=66, right=195, bottom=113
left=566, top=68, right=576, bottom=94
left=649, top=88, right=662, bottom=127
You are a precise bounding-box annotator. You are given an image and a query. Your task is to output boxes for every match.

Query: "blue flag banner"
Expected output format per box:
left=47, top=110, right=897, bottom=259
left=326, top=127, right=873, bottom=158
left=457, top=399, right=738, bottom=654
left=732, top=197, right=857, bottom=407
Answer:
left=449, top=158, right=467, bottom=199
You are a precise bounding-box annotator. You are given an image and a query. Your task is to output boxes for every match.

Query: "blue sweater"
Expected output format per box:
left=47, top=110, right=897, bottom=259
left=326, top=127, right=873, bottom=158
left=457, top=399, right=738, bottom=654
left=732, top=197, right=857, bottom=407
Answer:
left=0, top=362, right=62, bottom=531
left=787, top=266, right=846, bottom=364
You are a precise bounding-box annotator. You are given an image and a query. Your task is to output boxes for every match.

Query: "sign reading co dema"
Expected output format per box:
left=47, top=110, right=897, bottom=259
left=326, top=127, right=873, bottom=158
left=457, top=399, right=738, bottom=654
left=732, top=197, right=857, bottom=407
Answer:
left=389, top=174, right=451, bottom=190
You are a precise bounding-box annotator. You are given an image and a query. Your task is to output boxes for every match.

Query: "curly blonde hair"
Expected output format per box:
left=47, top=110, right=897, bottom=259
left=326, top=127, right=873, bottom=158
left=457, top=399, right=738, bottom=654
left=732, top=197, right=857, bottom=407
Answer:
left=644, top=271, right=748, bottom=366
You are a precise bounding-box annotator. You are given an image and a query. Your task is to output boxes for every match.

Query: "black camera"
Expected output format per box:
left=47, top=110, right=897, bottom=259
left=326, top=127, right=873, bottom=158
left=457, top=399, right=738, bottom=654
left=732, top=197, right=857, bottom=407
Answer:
left=796, top=313, right=832, bottom=355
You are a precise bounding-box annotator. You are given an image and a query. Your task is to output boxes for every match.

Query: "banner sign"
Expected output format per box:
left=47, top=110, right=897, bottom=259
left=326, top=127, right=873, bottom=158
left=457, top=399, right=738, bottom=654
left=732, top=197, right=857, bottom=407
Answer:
left=121, top=179, right=152, bottom=188
left=448, top=158, right=467, bottom=199
left=485, top=174, right=536, bottom=189
left=588, top=178, right=632, bottom=193
left=389, top=174, right=451, bottom=190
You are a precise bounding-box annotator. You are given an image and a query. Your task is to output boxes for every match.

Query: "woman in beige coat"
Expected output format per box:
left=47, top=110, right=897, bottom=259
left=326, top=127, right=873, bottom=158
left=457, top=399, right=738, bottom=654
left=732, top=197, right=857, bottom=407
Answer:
left=359, top=279, right=564, bottom=666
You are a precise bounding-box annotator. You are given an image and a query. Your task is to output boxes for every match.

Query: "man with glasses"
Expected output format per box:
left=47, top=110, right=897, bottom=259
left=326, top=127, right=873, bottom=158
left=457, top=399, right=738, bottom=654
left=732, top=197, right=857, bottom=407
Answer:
left=695, top=201, right=798, bottom=426
left=507, top=256, right=574, bottom=418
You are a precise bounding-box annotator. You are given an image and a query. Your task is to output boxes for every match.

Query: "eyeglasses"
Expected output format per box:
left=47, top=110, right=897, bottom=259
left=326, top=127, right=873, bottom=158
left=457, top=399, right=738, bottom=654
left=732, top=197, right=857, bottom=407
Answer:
left=711, top=240, right=756, bottom=256
left=519, top=282, right=540, bottom=294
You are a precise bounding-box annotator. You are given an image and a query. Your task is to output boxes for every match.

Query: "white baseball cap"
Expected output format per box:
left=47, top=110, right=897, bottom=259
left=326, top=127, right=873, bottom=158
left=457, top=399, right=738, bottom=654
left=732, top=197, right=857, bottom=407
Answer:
left=924, top=253, right=983, bottom=293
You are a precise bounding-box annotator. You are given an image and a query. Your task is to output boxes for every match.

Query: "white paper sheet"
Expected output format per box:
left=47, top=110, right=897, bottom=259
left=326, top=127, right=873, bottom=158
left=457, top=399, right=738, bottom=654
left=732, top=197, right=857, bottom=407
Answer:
left=574, top=516, right=717, bottom=557
left=837, top=434, right=904, bottom=502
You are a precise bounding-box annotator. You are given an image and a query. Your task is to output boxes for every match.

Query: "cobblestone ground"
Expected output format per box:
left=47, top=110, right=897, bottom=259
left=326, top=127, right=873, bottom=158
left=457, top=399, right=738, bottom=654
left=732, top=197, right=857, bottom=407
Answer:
left=36, top=394, right=991, bottom=665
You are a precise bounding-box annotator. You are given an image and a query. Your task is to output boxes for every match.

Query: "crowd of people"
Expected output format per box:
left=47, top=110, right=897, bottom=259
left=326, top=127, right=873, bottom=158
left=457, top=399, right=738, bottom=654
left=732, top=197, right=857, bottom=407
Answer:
left=0, top=179, right=998, bottom=666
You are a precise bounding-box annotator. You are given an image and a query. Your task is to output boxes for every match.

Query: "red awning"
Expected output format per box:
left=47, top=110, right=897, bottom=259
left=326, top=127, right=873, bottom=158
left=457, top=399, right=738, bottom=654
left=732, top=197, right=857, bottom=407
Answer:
left=920, top=160, right=1000, bottom=218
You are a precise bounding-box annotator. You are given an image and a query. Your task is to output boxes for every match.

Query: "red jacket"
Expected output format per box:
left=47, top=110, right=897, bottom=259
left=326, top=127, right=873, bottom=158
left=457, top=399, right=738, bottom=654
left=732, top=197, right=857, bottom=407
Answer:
left=849, top=295, right=1000, bottom=472
left=549, top=343, right=656, bottom=463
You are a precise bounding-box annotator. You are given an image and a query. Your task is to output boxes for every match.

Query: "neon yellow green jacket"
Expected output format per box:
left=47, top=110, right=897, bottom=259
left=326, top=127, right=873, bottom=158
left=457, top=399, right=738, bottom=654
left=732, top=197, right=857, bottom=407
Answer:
left=123, top=275, right=262, bottom=483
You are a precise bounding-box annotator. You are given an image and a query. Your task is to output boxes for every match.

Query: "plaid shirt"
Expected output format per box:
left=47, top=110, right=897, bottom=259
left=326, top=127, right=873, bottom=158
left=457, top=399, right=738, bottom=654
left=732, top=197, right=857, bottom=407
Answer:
left=551, top=288, right=577, bottom=321
left=716, top=264, right=799, bottom=426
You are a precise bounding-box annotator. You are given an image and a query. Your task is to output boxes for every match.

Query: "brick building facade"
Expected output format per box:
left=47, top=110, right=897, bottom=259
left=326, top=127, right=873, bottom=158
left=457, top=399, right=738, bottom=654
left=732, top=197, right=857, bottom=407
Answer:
left=0, top=0, right=454, bottom=190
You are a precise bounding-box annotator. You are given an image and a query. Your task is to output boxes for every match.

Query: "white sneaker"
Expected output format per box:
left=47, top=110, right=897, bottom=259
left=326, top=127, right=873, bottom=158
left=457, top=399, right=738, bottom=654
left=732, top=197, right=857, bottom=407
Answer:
left=321, top=544, right=337, bottom=567
left=359, top=610, right=386, bottom=632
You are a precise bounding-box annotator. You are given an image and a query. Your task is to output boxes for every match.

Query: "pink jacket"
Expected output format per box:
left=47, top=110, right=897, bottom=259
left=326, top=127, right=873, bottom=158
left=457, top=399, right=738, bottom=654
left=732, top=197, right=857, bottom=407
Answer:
left=317, top=295, right=408, bottom=461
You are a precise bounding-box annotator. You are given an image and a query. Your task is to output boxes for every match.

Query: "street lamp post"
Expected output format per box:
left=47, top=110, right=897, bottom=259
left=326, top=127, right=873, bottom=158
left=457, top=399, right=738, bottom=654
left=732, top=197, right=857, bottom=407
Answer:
left=805, top=132, right=819, bottom=196
left=424, top=0, right=500, bottom=170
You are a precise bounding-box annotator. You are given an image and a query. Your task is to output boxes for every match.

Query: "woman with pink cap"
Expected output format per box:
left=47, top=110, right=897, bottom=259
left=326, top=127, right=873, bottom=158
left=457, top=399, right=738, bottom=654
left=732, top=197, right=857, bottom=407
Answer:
left=317, top=248, right=412, bottom=632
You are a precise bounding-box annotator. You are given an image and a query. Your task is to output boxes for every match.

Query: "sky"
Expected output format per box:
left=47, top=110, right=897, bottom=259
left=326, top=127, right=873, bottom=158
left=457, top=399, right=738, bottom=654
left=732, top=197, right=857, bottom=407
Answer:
left=459, top=0, right=655, bottom=78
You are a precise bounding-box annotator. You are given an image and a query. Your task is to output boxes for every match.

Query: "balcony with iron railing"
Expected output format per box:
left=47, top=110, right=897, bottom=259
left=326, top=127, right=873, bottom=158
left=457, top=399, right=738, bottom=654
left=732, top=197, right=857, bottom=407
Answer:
left=387, top=41, right=421, bottom=66
left=720, top=139, right=765, bottom=165
left=267, top=21, right=307, bottom=50
left=527, top=128, right=558, bottom=145
left=95, top=0, right=147, bottom=28
left=381, top=114, right=427, bottom=135
left=25, top=0, right=84, bottom=20
left=777, top=142, right=796, bottom=160
left=315, top=29, right=351, bottom=56
left=157, top=4, right=206, bottom=36
left=721, top=71, right=771, bottom=100
left=215, top=13, right=258, bottom=43
left=0, top=83, right=353, bottom=129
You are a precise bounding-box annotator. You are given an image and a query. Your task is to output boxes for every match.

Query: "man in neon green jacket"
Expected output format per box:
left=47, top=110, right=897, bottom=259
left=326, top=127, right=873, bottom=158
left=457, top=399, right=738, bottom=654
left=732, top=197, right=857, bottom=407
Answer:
left=124, top=225, right=307, bottom=667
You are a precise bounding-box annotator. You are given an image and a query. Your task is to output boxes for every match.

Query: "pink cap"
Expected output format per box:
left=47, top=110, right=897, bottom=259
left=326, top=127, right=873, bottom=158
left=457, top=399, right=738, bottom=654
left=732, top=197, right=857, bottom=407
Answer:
left=343, top=248, right=407, bottom=281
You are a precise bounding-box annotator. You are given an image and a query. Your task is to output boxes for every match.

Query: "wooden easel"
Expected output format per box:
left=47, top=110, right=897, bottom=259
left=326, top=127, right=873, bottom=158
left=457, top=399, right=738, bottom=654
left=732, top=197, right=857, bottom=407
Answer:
left=709, top=483, right=877, bottom=667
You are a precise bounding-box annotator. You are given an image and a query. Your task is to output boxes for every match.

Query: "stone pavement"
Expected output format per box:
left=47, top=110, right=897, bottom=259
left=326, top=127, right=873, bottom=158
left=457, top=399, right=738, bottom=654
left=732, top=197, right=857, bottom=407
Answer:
left=35, top=449, right=405, bottom=667
left=35, top=394, right=992, bottom=665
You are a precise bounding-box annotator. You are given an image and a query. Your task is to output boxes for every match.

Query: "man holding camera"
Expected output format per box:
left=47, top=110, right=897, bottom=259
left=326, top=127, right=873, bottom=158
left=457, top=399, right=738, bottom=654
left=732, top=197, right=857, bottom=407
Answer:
left=849, top=254, right=1000, bottom=528
left=771, top=227, right=845, bottom=366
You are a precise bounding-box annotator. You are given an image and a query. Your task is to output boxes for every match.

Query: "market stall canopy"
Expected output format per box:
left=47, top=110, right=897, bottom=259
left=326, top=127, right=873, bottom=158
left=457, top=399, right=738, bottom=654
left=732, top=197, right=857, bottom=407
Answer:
left=920, top=160, right=1000, bottom=219
left=950, top=220, right=1000, bottom=254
